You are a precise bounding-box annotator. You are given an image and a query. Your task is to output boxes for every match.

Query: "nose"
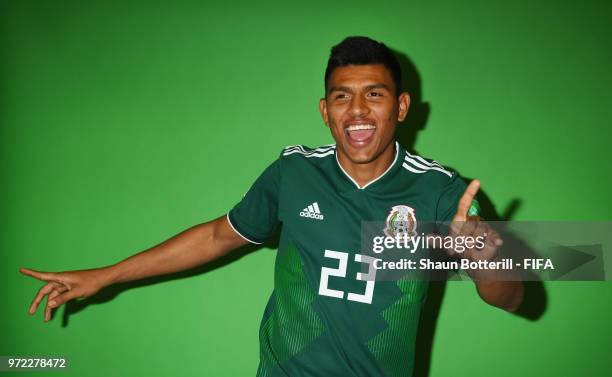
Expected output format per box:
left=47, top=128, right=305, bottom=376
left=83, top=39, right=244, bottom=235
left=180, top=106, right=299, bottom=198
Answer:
left=348, top=95, right=369, bottom=117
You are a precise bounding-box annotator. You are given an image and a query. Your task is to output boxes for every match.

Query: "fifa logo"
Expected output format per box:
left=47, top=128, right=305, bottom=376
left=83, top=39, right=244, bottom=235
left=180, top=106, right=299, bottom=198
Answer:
left=384, top=205, right=417, bottom=237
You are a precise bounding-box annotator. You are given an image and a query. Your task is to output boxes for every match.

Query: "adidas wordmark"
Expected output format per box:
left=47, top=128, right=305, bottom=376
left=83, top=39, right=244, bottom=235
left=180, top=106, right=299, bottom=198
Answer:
left=300, top=202, right=324, bottom=220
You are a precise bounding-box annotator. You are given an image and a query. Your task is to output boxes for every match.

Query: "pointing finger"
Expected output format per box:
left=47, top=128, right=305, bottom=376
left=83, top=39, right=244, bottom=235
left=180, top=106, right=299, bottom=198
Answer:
left=20, top=268, right=56, bottom=282
left=456, top=180, right=480, bottom=221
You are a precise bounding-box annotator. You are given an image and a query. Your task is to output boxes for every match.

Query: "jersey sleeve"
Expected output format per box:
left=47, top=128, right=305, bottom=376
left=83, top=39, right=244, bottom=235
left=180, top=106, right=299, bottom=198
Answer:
left=227, top=158, right=281, bottom=244
left=435, top=171, right=468, bottom=223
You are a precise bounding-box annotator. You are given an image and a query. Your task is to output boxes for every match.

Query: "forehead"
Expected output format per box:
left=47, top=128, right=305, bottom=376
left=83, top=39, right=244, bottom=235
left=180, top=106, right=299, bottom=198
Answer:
left=328, top=64, right=394, bottom=90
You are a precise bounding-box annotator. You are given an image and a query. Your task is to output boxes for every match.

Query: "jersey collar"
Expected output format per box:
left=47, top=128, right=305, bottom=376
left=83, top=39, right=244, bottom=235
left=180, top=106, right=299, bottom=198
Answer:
left=335, top=141, right=403, bottom=190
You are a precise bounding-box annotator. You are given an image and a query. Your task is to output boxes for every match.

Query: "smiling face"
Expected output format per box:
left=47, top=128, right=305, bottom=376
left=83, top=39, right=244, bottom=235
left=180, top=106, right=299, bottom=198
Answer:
left=319, top=64, right=410, bottom=166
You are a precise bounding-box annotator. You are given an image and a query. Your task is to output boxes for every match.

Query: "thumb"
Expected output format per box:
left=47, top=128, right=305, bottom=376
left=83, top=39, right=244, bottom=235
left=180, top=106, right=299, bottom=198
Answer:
left=48, top=290, right=80, bottom=309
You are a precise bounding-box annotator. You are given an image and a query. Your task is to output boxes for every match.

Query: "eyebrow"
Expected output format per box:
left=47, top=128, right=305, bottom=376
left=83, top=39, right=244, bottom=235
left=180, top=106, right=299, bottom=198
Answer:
left=327, top=83, right=392, bottom=95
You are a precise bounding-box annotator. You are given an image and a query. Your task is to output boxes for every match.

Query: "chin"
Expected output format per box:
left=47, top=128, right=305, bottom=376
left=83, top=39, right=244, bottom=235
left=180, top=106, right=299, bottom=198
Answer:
left=341, top=143, right=379, bottom=164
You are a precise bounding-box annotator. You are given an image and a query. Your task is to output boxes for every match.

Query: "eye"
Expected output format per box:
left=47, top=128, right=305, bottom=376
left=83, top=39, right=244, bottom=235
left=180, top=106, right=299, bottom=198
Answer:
left=368, top=91, right=382, bottom=97
left=335, top=93, right=349, bottom=100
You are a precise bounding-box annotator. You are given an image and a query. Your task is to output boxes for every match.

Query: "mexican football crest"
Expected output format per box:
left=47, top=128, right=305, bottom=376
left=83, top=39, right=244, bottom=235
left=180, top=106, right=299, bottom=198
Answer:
left=384, top=205, right=417, bottom=237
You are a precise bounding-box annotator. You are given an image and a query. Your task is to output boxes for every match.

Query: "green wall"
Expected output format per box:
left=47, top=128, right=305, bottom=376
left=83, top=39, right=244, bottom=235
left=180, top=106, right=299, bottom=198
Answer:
left=2, top=1, right=611, bottom=376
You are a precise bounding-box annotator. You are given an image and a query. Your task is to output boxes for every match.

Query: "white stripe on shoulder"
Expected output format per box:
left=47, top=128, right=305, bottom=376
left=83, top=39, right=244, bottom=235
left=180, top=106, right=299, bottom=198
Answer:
left=283, top=144, right=336, bottom=158
left=305, top=149, right=335, bottom=158
left=283, top=145, right=308, bottom=154
left=402, top=162, right=427, bottom=174
left=402, top=154, right=453, bottom=178
left=283, top=148, right=309, bottom=156
left=283, top=149, right=335, bottom=158
left=283, top=145, right=336, bottom=154
left=406, top=151, right=444, bottom=169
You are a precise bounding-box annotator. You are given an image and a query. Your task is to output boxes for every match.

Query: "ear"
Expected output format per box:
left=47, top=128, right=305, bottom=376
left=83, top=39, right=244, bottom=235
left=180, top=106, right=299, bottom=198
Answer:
left=397, top=92, right=411, bottom=122
left=319, top=98, right=330, bottom=128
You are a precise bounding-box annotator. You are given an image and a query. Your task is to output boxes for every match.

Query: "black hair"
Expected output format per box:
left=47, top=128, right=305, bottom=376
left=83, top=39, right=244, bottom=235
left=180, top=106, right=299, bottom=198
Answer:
left=324, top=36, right=402, bottom=95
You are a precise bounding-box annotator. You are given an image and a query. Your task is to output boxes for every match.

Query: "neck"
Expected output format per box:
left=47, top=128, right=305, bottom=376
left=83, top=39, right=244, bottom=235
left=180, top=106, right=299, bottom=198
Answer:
left=337, top=141, right=397, bottom=188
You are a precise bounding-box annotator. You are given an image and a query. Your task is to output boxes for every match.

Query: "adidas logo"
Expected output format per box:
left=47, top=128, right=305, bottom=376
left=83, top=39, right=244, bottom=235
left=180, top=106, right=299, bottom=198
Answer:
left=300, top=202, right=324, bottom=220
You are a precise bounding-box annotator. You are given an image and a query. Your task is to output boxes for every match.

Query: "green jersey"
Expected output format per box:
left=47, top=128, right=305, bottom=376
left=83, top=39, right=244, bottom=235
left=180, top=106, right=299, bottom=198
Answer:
left=228, top=141, right=466, bottom=377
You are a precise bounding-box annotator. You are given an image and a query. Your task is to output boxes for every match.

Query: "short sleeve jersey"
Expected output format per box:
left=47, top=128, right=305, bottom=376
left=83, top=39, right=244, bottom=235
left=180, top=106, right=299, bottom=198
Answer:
left=228, top=141, right=466, bottom=377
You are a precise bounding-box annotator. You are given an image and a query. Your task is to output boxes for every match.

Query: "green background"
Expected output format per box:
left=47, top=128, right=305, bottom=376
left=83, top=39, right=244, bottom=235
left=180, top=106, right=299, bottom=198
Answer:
left=2, top=1, right=611, bottom=376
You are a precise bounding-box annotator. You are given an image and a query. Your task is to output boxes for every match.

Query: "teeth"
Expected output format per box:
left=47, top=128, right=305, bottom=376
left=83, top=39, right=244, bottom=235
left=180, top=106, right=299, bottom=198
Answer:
left=346, top=124, right=375, bottom=131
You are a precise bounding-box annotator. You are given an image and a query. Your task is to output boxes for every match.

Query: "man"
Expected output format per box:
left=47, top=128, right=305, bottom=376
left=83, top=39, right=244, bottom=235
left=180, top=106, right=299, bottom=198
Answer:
left=21, top=36, right=523, bottom=377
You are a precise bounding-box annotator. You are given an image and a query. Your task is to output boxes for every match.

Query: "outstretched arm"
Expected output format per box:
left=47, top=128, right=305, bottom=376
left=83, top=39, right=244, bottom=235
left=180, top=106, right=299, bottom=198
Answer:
left=20, top=215, right=248, bottom=321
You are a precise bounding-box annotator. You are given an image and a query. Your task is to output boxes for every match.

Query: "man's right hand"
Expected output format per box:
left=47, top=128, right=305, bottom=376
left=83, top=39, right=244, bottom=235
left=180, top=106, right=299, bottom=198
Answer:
left=19, top=215, right=250, bottom=323
left=19, top=267, right=111, bottom=322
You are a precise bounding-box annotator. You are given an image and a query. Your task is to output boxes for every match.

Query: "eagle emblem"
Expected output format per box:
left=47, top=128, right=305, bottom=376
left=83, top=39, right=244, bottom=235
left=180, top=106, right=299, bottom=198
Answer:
left=384, top=205, right=417, bottom=237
